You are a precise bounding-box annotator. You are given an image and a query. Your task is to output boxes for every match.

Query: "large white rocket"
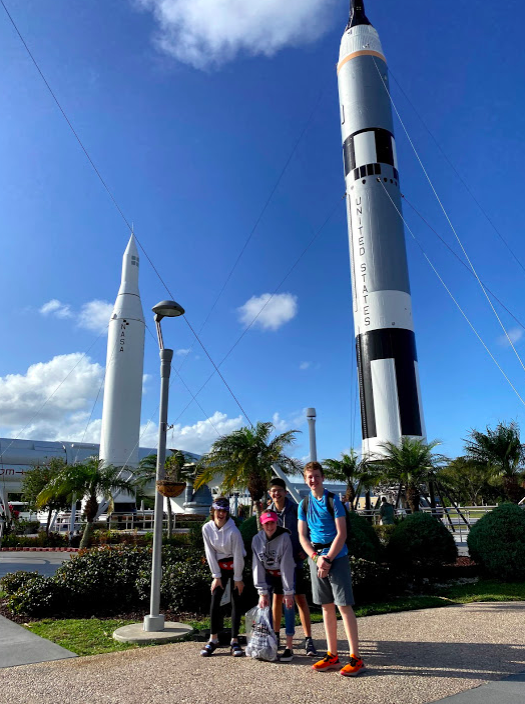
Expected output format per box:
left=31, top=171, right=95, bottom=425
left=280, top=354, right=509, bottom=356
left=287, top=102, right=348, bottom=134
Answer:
left=99, top=235, right=145, bottom=485
left=338, top=1, right=426, bottom=457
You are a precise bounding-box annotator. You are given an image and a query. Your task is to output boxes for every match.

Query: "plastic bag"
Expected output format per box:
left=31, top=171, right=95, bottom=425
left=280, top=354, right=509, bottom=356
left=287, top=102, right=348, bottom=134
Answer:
left=245, top=606, right=278, bottom=661
left=244, top=605, right=259, bottom=638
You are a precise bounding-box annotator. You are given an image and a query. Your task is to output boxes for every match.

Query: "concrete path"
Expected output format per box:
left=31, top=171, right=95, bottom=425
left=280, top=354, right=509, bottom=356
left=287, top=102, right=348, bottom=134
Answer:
left=0, top=615, right=76, bottom=668
left=0, top=551, right=73, bottom=579
left=1, top=602, right=525, bottom=703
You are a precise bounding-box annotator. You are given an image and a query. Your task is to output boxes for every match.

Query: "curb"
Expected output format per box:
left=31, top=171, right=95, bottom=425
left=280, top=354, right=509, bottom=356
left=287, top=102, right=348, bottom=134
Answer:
left=0, top=547, right=80, bottom=552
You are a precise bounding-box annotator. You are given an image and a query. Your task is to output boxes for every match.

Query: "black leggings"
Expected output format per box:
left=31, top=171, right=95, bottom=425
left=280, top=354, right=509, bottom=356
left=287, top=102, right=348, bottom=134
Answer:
left=210, top=567, right=242, bottom=638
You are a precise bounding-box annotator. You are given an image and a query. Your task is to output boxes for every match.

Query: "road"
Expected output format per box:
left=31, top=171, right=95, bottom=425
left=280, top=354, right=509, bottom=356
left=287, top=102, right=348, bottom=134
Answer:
left=0, top=551, right=73, bottom=579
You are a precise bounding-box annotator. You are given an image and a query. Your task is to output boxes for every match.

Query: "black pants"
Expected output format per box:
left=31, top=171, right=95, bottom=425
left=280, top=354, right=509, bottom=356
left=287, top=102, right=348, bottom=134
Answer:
left=210, top=567, right=242, bottom=638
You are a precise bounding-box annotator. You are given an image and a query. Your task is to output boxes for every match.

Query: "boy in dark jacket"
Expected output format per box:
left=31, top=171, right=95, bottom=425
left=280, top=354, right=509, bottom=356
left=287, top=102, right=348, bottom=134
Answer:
left=268, top=477, right=316, bottom=656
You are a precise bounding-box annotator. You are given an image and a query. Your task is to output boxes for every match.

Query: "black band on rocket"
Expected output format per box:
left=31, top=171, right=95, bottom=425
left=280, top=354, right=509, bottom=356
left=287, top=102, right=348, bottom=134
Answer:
left=356, top=328, right=423, bottom=441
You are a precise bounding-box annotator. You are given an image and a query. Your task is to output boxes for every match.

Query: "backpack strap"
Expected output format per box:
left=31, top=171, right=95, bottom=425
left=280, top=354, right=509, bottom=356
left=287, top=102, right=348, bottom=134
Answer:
left=303, top=491, right=335, bottom=520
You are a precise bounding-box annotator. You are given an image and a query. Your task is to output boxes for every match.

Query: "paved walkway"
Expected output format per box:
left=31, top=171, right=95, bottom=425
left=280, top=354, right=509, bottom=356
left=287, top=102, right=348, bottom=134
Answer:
left=0, top=615, right=76, bottom=668
left=0, top=550, right=73, bottom=579
left=1, top=602, right=525, bottom=703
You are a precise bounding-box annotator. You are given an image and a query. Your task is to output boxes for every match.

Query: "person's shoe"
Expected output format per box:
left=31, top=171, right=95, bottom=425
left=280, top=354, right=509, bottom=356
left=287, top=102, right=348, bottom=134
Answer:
left=340, top=654, right=366, bottom=677
left=230, top=642, right=244, bottom=657
left=200, top=641, right=218, bottom=657
left=280, top=648, right=294, bottom=662
left=312, top=653, right=341, bottom=672
left=304, top=637, right=317, bottom=657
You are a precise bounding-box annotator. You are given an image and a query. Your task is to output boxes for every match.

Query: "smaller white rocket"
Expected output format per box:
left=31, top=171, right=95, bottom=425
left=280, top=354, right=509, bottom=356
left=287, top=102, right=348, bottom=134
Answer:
left=99, top=235, right=145, bottom=488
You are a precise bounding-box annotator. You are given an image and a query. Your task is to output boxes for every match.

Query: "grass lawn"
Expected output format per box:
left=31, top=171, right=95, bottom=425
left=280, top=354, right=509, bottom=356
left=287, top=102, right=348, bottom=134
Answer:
left=24, top=619, right=142, bottom=656
left=22, top=580, right=525, bottom=657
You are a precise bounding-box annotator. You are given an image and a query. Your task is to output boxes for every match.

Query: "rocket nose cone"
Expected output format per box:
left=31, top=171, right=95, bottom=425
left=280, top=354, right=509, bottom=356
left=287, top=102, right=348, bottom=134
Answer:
left=119, top=233, right=141, bottom=294
left=348, top=0, right=372, bottom=28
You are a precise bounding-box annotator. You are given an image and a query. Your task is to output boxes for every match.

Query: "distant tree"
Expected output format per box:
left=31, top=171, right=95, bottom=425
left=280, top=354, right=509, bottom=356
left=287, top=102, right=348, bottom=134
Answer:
left=134, top=449, right=195, bottom=539
left=464, top=421, right=525, bottom=503
left=195, top=422, right=301, bottom=525
left=369, top=438, right=447, bottom=513
left=37, top=457, right=135, bottom=548
left=437, top=456, right=495, bottom=506
left=322, top=450, right=370, bottom=509
left=21, top=458, right=70, bottom=535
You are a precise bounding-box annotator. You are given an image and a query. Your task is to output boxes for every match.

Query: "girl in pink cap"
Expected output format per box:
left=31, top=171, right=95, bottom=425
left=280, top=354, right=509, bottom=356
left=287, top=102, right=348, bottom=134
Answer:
left=251, top=509, right=296, bottom=662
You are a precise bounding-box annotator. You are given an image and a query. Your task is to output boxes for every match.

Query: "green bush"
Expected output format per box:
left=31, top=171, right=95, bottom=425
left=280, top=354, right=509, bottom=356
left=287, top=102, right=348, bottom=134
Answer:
left=136, top=551, right=211, bottom=614
left=374, top=524, right=397, bottom=546
left=0, top=531, right=68, bottom=548
left=3, top=573, right=62, bottom=616
left=467, top=503, right=525, bottom=580
left=0, top=570, right=40, bottom=595
left=239, top=516, right=258, bottom=555
left=350, top=557, right=391, bottom=603
left=52, top=546, right=152, bottom=614
left=386, top=512, right=457, bottom=568
left=347, top=512, right=383, bottom=562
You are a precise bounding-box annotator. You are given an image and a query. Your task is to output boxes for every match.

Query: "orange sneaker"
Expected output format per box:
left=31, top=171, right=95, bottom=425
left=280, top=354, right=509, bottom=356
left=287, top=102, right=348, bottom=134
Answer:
left=340, top=654, right=366, bottom=677
left=312, top=653, right=341, bottom=672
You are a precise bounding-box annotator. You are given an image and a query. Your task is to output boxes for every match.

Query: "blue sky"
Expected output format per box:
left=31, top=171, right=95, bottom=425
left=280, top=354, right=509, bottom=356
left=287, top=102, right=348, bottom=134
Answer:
left=1, top=0, right=525, bottom=462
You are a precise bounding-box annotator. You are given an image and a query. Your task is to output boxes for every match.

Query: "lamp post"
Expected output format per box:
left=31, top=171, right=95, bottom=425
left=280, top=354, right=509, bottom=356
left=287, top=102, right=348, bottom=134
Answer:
left=306, top=407, right=317, bottom=462
left=143, top=299, right=185, bottom=632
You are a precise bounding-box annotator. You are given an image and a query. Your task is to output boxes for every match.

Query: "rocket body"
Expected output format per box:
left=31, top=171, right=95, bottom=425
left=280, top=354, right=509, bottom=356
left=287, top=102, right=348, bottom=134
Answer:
left=99, top=235, right=145, bottom=470
left=337, top=2, right=425, bottom=456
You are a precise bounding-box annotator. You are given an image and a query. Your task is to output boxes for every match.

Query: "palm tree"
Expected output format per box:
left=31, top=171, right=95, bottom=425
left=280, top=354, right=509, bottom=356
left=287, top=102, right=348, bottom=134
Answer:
left=322, top=450, right=369, bottom=509
left=194, top=421, right=302, bottom=524
left=36, top=457, right=135, bottom=548
left=464, top=421, right=525, bottom=503
left=438, top=456, right=495, bottom=506
left=370, top=438, right=447, bottom=513
left=134, top=449, right=194, bottom=538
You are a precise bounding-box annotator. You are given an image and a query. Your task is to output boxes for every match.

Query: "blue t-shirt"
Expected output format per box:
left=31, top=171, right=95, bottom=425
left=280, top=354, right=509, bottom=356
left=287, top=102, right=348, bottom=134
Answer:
left=298, top=490, right=348, bottom=559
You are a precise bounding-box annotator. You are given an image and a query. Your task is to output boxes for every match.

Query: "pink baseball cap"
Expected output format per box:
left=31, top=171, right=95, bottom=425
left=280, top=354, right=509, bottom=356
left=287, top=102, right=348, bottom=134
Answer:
left=260, top=510, right=279, bottom=524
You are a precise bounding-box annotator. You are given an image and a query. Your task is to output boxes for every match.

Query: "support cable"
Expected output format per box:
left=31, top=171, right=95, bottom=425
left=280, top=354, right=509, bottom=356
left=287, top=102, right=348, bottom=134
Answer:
left=388, top=68, right=525, bottom=278
left=377, top=179, right=525, bottom=407
left=374, top=58, right=525, bottom=376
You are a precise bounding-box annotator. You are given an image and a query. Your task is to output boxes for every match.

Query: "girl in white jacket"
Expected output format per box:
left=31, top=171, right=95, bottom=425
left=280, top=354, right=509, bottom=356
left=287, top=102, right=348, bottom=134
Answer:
left=201, top=497, right=246, bottom=657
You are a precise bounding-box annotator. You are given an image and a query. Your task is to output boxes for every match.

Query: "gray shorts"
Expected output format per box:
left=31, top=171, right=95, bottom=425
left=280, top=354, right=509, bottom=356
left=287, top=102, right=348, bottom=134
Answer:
left=309, top=555, right=355, bottom=606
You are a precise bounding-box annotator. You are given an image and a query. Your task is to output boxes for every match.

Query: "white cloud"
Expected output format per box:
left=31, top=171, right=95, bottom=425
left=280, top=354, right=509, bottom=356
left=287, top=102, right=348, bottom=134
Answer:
left=498, top=327, right=524, bottom=347
left=136, top=0, right=338, bottom=69
left=299, top=361, right=311, bottom=370
left=40, top=299, right=72, bottom=319
left=0, top=354, right=104, bottom=437
left=176, top=348, right=191, bottom=356
left=238, top=292, right=298, bottom=331
left=39, top=298, right=114, bottom=335
left=271, top=412, right=288, bottom=433
left=78, top=300, right=114, bottom=335
left=138, top=411, right=244, bottom=455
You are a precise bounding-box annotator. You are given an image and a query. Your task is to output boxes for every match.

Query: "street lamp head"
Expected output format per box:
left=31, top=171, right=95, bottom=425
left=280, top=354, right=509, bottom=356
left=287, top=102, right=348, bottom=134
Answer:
left=152, top=300, right=185, bottom=322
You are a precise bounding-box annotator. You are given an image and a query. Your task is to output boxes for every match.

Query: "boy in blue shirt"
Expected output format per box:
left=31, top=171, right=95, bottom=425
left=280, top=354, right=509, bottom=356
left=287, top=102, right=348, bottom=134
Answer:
left=298, top=461, right=365, bottom=677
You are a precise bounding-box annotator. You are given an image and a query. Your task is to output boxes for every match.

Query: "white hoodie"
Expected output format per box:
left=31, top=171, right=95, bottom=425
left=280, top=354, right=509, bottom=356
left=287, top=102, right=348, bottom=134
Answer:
left=202, top=517, right=246, bottom=582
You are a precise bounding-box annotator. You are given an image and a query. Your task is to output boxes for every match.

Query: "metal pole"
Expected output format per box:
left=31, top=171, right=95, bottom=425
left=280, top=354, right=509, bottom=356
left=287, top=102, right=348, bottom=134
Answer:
left=306, top=408, right=317, bottom=462
left=143, top=346, right=173, bottom=632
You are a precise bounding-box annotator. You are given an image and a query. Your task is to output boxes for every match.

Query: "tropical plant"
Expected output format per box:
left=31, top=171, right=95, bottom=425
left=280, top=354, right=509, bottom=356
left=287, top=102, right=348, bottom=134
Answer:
left=36, top=457, right=135, bottom=548
left=322, top=450, right=369, bottom=508
left=194, top=421, right=301, bottom=525
left=437, top=456, right=496, bottom=506
left=386, top=511, right=457, bottom=568
left=369, top=438, right=447, bottom=513
left=21, top=458, right=71, bottom=535
left=467, top=502, right=525, bottom=579
left=133, top=449, right=194, bottom=539
left=464, top=421, right=525, bottom=503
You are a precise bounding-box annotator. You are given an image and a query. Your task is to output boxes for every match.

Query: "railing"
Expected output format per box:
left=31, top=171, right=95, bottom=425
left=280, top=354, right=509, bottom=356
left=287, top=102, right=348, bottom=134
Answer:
left=52, top=511, right=200, bottom=534
left=358, top=505, right=499, bottom=539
